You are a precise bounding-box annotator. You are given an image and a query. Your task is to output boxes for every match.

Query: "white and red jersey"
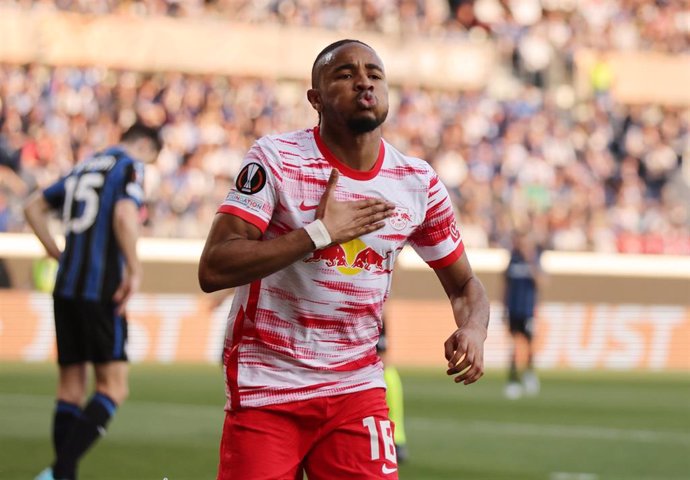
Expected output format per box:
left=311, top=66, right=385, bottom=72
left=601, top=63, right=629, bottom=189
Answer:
left=218, top=127, right=464, bottom=409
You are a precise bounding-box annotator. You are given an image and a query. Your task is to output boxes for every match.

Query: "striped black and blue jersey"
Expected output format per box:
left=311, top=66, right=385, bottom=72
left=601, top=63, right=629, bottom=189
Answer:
left=43, top=147, right=144, bottom=302
left=504, top=250, right=541, bottom=319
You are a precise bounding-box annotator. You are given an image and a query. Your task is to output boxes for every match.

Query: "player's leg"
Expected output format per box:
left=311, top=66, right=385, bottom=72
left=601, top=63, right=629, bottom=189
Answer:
left=52, top=301, right=127, bottom=480
left=383, top=365, right=408, bottom=462
left=217, top=404, right=311, bottom=480
left=521, top=317, right=540, bottom=395
left=504, top=313, right=524, bottom=399
left=36, top=298, right=86, bottom=480
left=304, top=388, right=398, bottom=480
left=54, top=364, right=88, bottom=454
left=41, top=296, right=88, bottom=479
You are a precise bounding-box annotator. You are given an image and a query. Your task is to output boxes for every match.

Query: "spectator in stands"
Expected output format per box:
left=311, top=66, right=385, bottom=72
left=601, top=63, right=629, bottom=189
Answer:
left=0, top=1, right=687, bottom=255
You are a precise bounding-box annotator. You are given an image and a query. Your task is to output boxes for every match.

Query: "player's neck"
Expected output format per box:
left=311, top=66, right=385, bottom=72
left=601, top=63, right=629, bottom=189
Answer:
left=317, top=125, right=381, bottom=172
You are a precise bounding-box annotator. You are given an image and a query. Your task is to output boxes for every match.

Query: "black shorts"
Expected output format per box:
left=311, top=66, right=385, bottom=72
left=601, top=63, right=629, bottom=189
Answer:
left=376, top=331, right=388, bottom=353
left=53, top=296, right=128, bottom=365
left=508, top=313, right=534, bottom=340
left=376, top=319, right=388, bottom=353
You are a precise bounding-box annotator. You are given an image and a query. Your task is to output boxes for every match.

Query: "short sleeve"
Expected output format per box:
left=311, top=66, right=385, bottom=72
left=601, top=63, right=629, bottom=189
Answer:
left=217, top=139, right=280, bottom=233
left=117, top=160, right=145, bottom=208
left=408, top=173, right=464, bottom=269
left=42, top=176, right=68, bottom=210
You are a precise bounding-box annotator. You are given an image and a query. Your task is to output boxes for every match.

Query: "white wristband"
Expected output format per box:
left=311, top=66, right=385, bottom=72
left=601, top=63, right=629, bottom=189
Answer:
left=304, top=219, right=332, bottom=249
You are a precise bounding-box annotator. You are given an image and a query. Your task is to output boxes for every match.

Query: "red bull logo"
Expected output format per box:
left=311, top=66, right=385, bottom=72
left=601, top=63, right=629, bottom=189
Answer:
left=304, top=244, right=348, bottom=267
left=389, top=206, right=412, bottom=230
left=304, top=238, right=391, bottom=275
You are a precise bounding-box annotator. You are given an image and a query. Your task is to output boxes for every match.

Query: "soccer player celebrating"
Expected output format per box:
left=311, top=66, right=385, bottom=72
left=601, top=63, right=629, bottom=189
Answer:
left=199, top=39, right=490, bottom=480
left=24, top=123, right=161, bottom=480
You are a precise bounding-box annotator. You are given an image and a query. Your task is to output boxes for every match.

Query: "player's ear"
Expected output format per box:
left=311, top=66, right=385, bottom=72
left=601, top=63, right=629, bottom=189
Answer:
left=307, top=89, right=322, bottom=113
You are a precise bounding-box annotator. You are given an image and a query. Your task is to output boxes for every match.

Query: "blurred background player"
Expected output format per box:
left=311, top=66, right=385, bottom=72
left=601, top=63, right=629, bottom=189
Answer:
left=377, top=315, right=408, bottom=463
left=503, top=229, right=546, bottom=400
left=23, top=122, right=160, bottom=480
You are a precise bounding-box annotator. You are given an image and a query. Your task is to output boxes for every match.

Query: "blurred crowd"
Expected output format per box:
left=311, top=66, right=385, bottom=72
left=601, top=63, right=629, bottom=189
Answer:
left=1, top=63, right=687, bottom=254
left=10, top=0, right=689, bottom=54
left=0, top=0, right=688, bottom=254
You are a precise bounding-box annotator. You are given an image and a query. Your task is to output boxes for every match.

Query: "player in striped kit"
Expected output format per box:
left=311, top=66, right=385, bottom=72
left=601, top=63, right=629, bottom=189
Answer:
left=199, top=39, right=490, bottom=480
left=25, top=123, right=160, bottom=480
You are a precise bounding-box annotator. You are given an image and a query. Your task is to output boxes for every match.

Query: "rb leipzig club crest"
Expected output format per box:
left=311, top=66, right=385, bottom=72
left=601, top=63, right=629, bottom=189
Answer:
left=389, top=206, right=412, bottom=231
left=236, top=162, right=267, bottom=195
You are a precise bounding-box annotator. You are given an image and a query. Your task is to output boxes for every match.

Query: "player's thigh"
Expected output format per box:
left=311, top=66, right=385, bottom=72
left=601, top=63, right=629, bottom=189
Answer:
left=305, top=389, right=398, bottom=480
left=83, top=300, right=128, bottom=363
left=218, top=408, right=304, bottom=480
left=57, top=363, right=88, bottom=404
left=54, top=296, right=86, bottom=365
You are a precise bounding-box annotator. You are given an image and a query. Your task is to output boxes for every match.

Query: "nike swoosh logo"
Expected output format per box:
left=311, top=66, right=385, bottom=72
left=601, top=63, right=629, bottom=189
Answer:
left=381, top=464, right=397, bottom=475
left=299, top=201, right=319, bottom=211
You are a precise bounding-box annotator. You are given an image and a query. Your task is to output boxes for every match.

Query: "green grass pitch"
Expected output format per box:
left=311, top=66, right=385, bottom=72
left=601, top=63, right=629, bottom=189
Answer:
left=1, top=363, right=688, bottom=480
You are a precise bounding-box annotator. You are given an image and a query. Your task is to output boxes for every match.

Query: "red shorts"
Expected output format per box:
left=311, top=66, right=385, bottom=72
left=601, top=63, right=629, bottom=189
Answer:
left=217, top=388, right=398, bottom=480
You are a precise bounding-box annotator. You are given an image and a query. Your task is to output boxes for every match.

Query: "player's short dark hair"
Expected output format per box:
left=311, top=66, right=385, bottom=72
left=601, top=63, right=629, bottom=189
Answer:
left=311, top=39, right=372, bottom=88
left=120, top=122, right=162, bottom=151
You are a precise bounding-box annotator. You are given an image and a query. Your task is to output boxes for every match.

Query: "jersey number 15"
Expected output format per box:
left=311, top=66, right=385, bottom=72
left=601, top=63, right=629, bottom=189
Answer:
left=63, top=172, right=104, bottom=234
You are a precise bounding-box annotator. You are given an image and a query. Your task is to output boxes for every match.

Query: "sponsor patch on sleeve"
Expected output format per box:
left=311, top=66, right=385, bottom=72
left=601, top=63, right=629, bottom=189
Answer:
left=235, top=162, right=267, bottom=194
left=224, top=191, right=267, bottom=214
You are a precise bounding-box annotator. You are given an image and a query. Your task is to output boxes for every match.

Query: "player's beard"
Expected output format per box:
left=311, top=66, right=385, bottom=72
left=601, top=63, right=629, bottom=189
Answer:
left=347, top=110, right=388, bottom=134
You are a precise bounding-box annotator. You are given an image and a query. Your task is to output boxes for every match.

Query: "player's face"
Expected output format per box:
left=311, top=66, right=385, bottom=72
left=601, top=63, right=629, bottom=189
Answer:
left=312, top=43, right=389, bottom=133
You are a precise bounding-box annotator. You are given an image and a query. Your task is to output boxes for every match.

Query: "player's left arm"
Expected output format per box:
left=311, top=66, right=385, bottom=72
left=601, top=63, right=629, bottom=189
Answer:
left=434, top=252, right=490, bottom=385
left=112, top=161, right=145, bottom=315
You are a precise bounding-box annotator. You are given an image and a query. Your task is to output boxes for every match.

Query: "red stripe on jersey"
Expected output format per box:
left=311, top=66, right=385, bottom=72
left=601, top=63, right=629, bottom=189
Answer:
left=302, top=161, right=331, bottom=169
left=227, top=280, right=262, bottom=409
left=314, top=280, right=382, bottom=300
left=331, top=353, right=379, bottom=371
left=254, top=147, right=283, bottom=182
left=425, top=198, right=448, bottom=220
left=252, top=327, right=295, bottom=350
left=243, top=381, right=340, bottom=399
left=246, top=280, right=261, bottom=320
left=379, top=165, right=428, bottom=179
left=335, top=304, right=377, bottom=318
left=379, top=233, right=408, bottom=242
left=427, top=242, right=465, bottom=269
left=278, top=151, right=326, bottom=164
left=266, top=162, right=283, bottom=183
left=314, top=126, right=385, bottom=181
left=297, top=315, right=345, bottom=329
left=226, top=307, right=245, bottom=410
left=217, top=205, right=269, bottom=233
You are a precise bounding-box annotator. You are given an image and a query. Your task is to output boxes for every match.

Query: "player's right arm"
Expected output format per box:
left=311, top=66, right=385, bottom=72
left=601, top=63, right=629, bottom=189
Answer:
left=198, top=169, right=394, bottom=292
left=23, top=190, right=62, bottom=261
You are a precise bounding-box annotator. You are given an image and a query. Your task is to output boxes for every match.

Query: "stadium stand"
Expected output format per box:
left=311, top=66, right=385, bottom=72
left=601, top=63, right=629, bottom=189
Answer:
left=0, top=0, right=688, bottom=254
